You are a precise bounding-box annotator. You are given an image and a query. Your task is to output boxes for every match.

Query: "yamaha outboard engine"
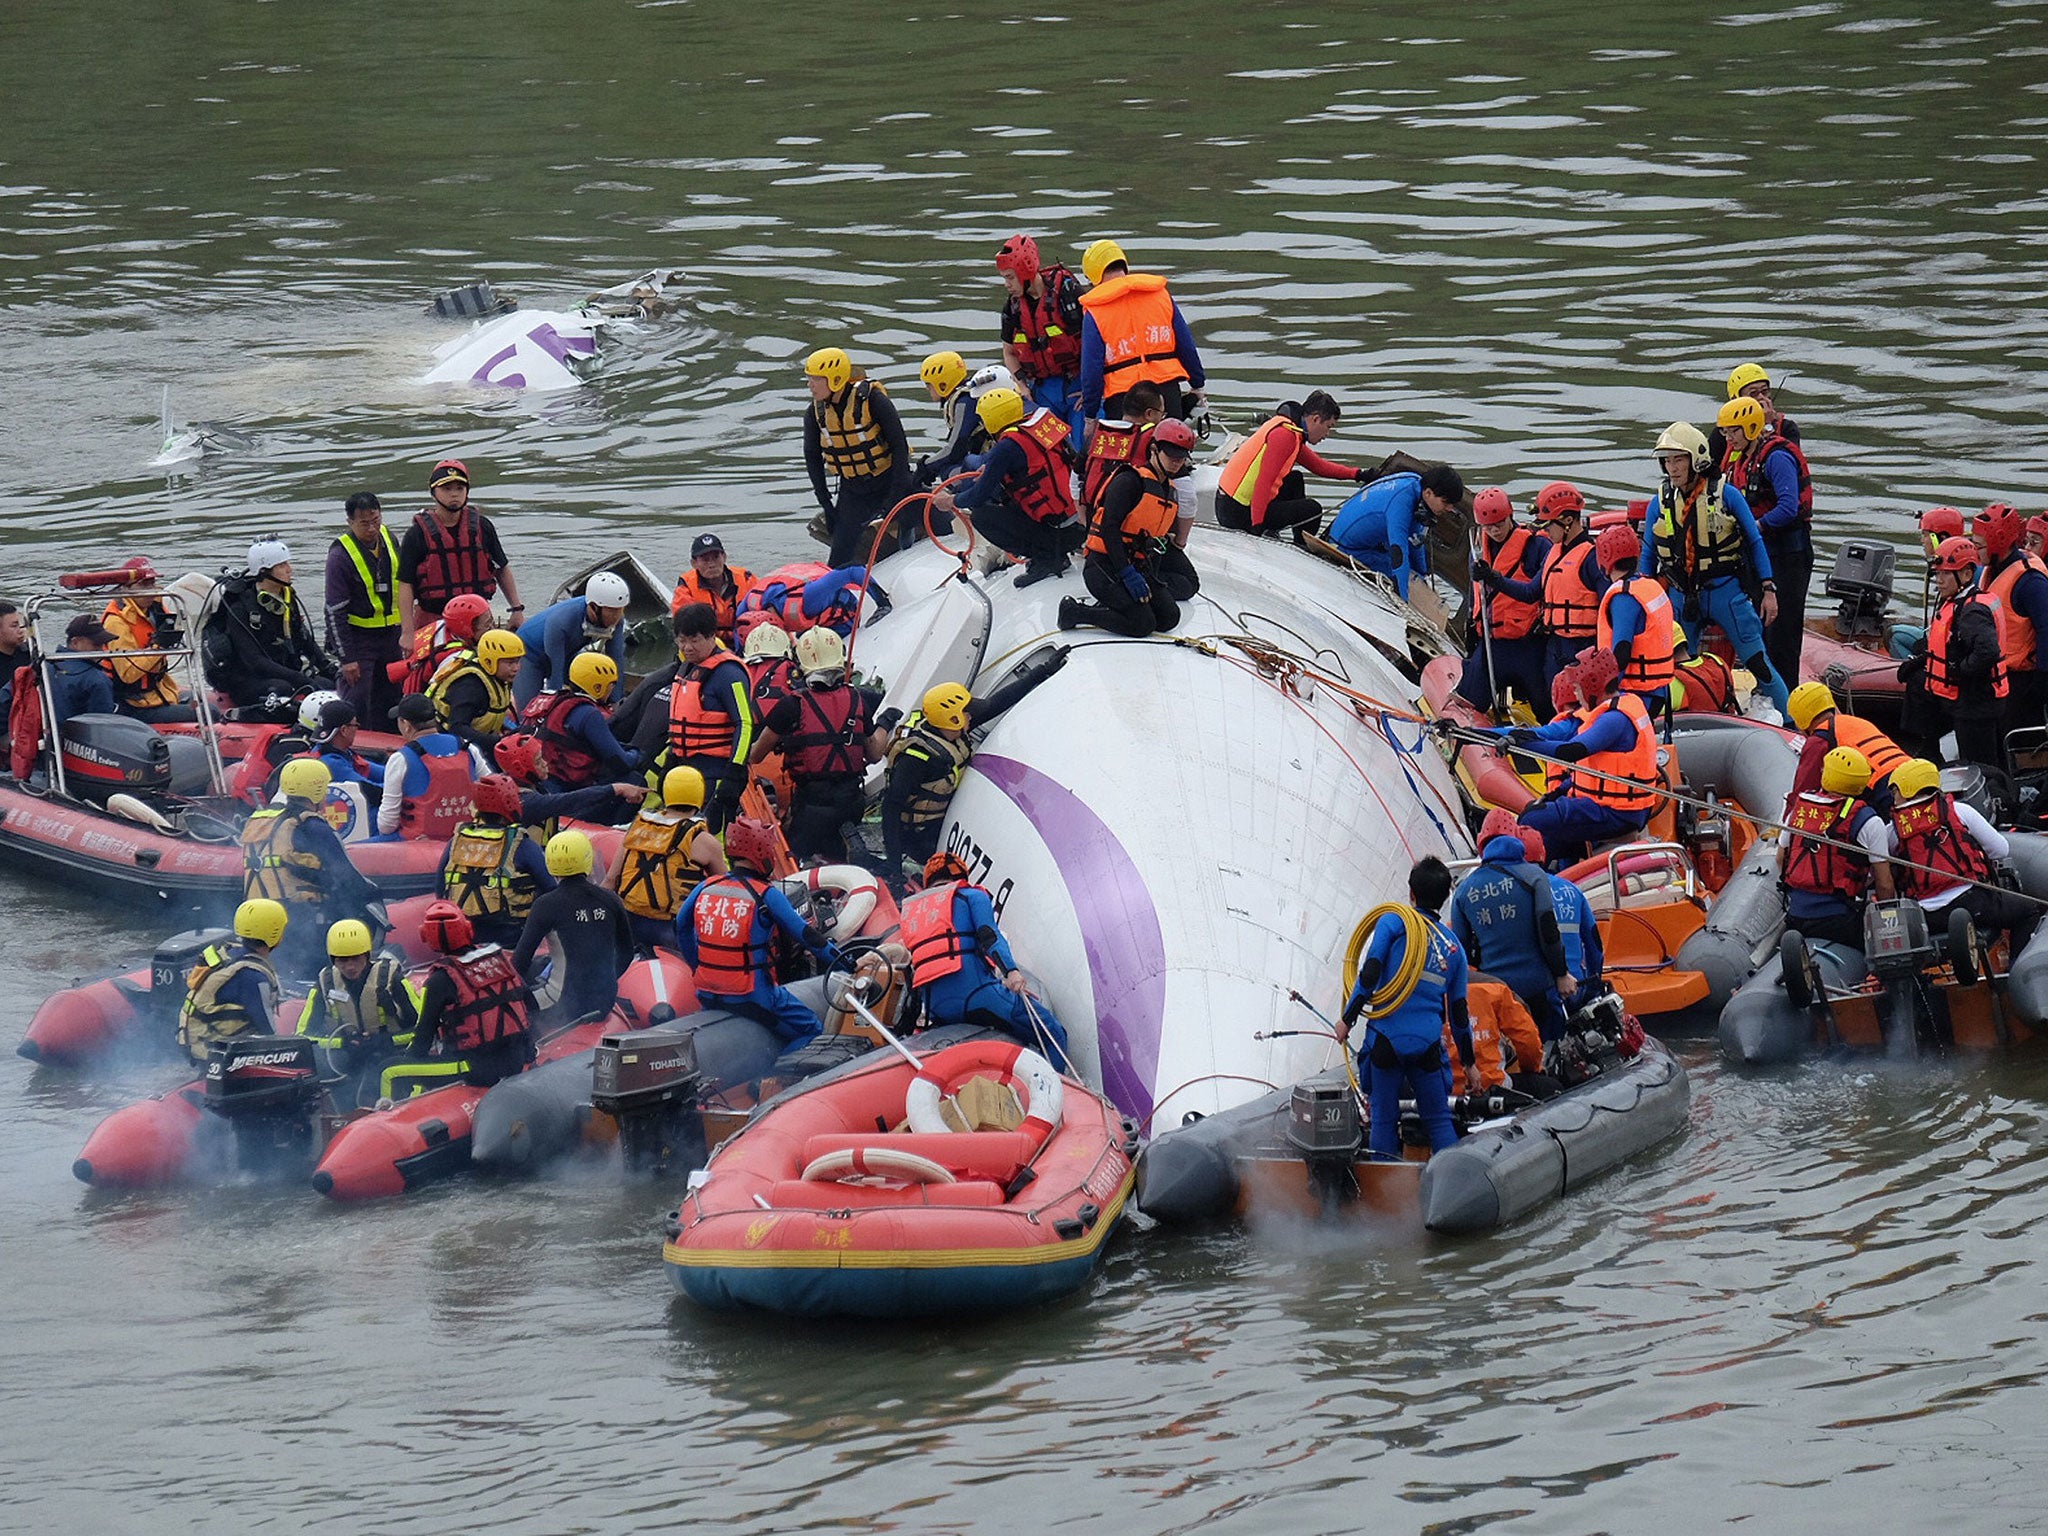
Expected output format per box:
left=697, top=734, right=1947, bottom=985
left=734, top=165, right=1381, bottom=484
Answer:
left=590, top=1028, right=706, bottom=1177
left=58, top=714, right=172, bottom=802
left=203, top=1036, right=322, bottom=1173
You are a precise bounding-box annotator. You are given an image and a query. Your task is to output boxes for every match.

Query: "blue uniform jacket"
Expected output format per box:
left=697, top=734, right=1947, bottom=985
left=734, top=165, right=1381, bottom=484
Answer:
left=51, top=655, right=115, bottom=727
left=516, top=597, right=626, bottom=698
left=1450, top=837, right=1562, bottom=1000
left=1328, top=474, right=1431, bottom=598
left=1347, top=906, right=1469, bottom=1056
left=1548, top=873, right=1603, bottom=982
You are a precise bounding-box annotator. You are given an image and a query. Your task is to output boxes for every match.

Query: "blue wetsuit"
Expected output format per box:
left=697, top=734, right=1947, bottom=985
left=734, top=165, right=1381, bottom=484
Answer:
left=675, top=873, right=834, bottom=1044
left=1328, top=474, right=1431, bottom=598
left=513, top=597, right=626, bottom=710
left=1451, top=835, right=1571, bottom=1038
left=1346, top=906, right=1470, bottom=1156
left=913, top=883, right=1071, bottom=1062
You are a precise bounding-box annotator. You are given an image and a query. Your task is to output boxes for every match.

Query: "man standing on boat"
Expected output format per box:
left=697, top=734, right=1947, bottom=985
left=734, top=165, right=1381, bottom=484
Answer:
left=1460, top=487, right=1551, bottom=715
left=1638, top=421, right=1790, bottom=717
left=900, top=851, right=1070, bottom=1061
left=1972, top=503, right=2048, bottom=731
left=1075, top=240, right=1207, bottom=430
left=1520, top=482, right=1606, bottom=702
left=1717, top=395, right=1814, bottom=695
left=1327, top=462, right=1465, bottom=600
left=1450, top=816, right=1576, bottom=1041
left=667, top=603, right=759, bottom=833
left=1901, top=536, right=2008, bottom=775
left=397, top=460, right=524, bottom=652
left=996, top=235, right=1088, bottom=453
left=802, top=347, right=914, bottom=568
left=748, top=627, right=890, bottom=864
left=1594, top=525, right=1675, bottom=716
left=324, top=493, right=405, bottom=731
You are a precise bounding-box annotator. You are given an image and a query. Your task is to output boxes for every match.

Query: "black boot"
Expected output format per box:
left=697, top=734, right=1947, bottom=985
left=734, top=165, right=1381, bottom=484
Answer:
left=1057, top=597, right=1084, bottom=631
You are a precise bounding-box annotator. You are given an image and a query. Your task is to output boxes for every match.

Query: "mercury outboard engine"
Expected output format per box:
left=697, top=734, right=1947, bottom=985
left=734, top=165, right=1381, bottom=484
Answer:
left=1824, top=541, right=1895, bottom=640
left=203, top=1036, right=322, bottom=1173
left=150, top=927, right=233, bottom=1039
left=590, top=1028, right=706, bottom=1177
left=58, top=714, right=172, bottom=802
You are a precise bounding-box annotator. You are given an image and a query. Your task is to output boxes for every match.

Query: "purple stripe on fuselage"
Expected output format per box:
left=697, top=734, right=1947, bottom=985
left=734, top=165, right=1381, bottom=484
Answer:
left=974, top=754, right=1165, bottom=1121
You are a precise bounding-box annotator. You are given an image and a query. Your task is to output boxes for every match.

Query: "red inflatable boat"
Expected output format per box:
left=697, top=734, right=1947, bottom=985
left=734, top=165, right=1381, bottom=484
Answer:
left=665, top=1036, right=1136, bottom=1317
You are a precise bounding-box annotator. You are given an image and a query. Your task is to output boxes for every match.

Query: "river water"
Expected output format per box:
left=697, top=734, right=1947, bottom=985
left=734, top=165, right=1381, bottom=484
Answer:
left=8, top=2, right=2048, bottom=1530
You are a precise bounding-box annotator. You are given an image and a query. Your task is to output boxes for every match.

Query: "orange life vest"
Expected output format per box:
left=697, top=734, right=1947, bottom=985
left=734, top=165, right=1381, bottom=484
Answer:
left=1084, top=467, right=1178, bottom=558
left=397, top=622, right=463, bottom=695
left=1078, top=272, right=1185, bottom=392
left=1982, top=552, right=2048, bottom=673
left=1568, top=693, right=1659, bottom=813
left=692, top=874, right=774, bottom=995
left=1597, top=576, right=1676, bottom=692
left=1217, top=416, right=1306, bottom=508
left=1083, top=421, right=1152, bottom=513
left=1782, top=791, right=1871, bottom=904
left=900, top=882, right=983, bottom=986
left=1925, top=590, right=2010, bottom=702
left=999, top=409, right=1079, bottom=525
left=438, top=945, right=529, bottom=1052
left=1473, top=525, right=1542, bottom=641
left=670, top=564, right=757, bottom=633
left=1816, top=712, right=1910, bottom=785
left=409, top=507, right=497, bottom=611
left=1543, top=707, right=1582, bottom=791
left=1541, top=535, right=1601, bottom=640
left=1890, top=792, right=1994, bottom=902
left=668, top=653, right=744, bottom=761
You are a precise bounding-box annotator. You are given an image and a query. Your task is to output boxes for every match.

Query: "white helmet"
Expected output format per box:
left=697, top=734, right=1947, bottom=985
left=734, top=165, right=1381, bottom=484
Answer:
left=793, top=626, right=847, bottom=679
left=967, top=365, right=1017, bottom=398
left=247, top=539, right=292, bottom=575
left=584, top=571, right=631, bottom=610
left=297, top=689, right=343, bottom=732
left=743, top=623, right=794, bottom=661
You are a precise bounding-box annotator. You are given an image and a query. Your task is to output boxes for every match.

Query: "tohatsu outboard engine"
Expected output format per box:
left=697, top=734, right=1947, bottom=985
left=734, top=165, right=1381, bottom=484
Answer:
left=590, top=1027, right=706, bottom=1177
left=58, top=714, right=173, bottom=801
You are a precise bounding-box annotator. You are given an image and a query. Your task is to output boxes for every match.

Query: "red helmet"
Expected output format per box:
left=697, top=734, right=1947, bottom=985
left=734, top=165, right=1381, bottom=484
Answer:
left=1934, top=535, right=1981, bottom=575
left=1920, top=506, right=1964, bottom=539
left=1550, top=663, right=1583, bottom=716
left=441, top=593, right=492, bottom=641
left=1518, top=826, right=1547, bottom=864
left=1976, top=503, right=2022, bottom=560
left=1595, top=525, right=1640, bottom=573
left=1478, top=807, right=1520, bottom=845
left=995, top=234, right=1040, bottom=285
left=2030, top=514, right=2048, bottom=546
left=121, top=556, right=158, bottom=582
left=472, top=772, right=524, bottom=820
left=723, top=815, right=779, bottom=871
left=1533, top=482, right=1585, bottom=523
left=1575, top=645, right=1620, bottom=696
left=924, top=850, right=971, bottom=885
left=429, top=457, right=470, bottom=489
left=1152, top=418, right=1198, bottom=453
left=492, top=734, right=544, bottom=784
left=1472, top=487, right=1513, bottom=527
left=420, top=899, right=474, bottom=956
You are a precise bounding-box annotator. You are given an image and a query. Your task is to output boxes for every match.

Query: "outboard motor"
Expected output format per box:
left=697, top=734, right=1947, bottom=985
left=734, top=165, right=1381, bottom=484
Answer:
left=203, top=1036, right=322, bottom=1172
left=1286, top=1079, right=1364, bottom=1210
left=1544, top=990, right=1632, bottom=1086
left=1824, top=541, right=1895, bottom=639
left=590, top=1028, right=706, bottom=1177
left=1862, top=898, right=1940, bottom=1057
left=150, top=927, right=233, bottom=1037
left=428, top=279, right=515, bottom=319
left=58, top=714, right=172, bottom=802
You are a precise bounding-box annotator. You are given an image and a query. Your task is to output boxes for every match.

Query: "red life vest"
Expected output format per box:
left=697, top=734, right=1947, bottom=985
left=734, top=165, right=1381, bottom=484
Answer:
left=1541, top=536, right=1601, bottom=640
left=785, top=685, right=868, bottom=781
left=7, top=662, right=38, bottom=780
left=522, top=689, right=601, bottom=787
left=1673, top=652, right=1735, bottom=714
left=1474, top=525, right=1542, bottom=641
left=1925, top=590, right=2010, bottom=701
left=408, top=507, right=497, bottom=612
left=1005, top=265, right=1083, bottom=382
left=900, top=882, right=983, bottom=986
left=438, top=944, right=529, bottom=1052
left=1782, top=790, right=1871, bottom=904
left=1890, top=792, right=1993, bottom=901
left=668, top=654, right=743, bottom=761
left=999, top=410, right=1079, bottom=525
left=1982, top=552, right=2048, bottom=673
left=397, top=743, right=478, bottom=839
left=670, top=564, right=757, bottom=632
left=1597, top=576, right=1676, bottom=691
left=1727, top=433, right=1813, bottom=525
left=745, top=656, right=797, bottom=714
left=1083, top=421, right=1152, bottom=514
left=396, top=623, right=463, bottom=695
left=692, top=874, right=773, bottom=995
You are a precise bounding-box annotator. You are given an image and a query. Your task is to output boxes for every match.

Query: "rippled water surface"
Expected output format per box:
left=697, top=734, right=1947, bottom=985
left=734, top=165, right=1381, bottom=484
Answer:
left=9, top=3, right=2048, bottom=1531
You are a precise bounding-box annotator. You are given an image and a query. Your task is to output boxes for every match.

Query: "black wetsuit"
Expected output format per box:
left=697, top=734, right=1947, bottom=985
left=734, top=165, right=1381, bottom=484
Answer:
left=511, top=873, right=636, bottom=1022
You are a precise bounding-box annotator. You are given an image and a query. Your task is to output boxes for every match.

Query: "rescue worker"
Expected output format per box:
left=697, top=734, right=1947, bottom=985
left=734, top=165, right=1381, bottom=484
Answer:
left=375, top=693, right=487, bottom=839
left=382, top=900, right=533, bottom=1100
left=915, top=351, right=993, bottom=488
left=1786, top=682, right=1910, bottom=804
left=1883, top=757, right=2039, bottom=953
left=298, top=918, right=418, bottom=1062
left=1718, top=394, right=1814, bottom=693
left=1462, top=975, right=1555, bottom=1100
left=391, top=591, right=491, bottom=700
left=930, top=386, right=1085, bottom=586
left=1902, top=536, right=2008, bottom=774
left=1521, top=823, right=1605, bottom=998
left=1779, top=746, right=1895, bottom=949
left=996, top=234, right=1088, bottom=451
left=1213, top=392, right=1368, bottom=541
left=1076, top=239, right=1207, bottom=425
left=1338, top=856, right=1474, bottom=1156
left=177, top=898, right=288, bottom=1062
left=511, top=573, right=630, bottom=710
left=1460, top=486, right=1551, bottom=714
left=1080, top=381, right=1165, bottom=517
left=1670, top=622, right=1740, bottom=715
left=323, top=492, right=404, bottom=730
left=668, top=533, right=756, bottom=636
left=1326, top=462, right=1466, bottom=599
left=427, top=628, right=524, bottom=753
left=241, top=757, right=379, bottom=977
left=2030, top=515, right=2048, bottom=559
left=438, top=772, right=556, bottom=949
left=511, top=830, right=636, bottom=1023
left=49, top=614, right=117, bottom=728
left=101, top=570, right=197, bottom=724
left=489, top=733, right=650, bottom=833
left=517, top=652, right=638, bottom=794
left=203, top=540, right=336, bottom=712
left=1594, top=523, right=1676, bottom=713
left=750, top=627, right=889, bottom=863
left=801, top=347, right=914, bottom=568
left=295, top=694, right=383, bottom=792
left=396, top=459, right=523, bottom=650
left=1058, top=417, right=1203, bottom=637
left=0, top=601, right=23, bottom=719
left=1509, top=647, right=1662, bottom=864
left=668, top=602, right=758, bottom=831
left=1973, top=502, right=2048, bottom=729
left=675, top=815, right=840, bottom=1045
left=1450, top=814, right=1575, bottom=1040
left=1919, top=505, right=1966, bottom=565
left=1517, top=481, right=1606, bottom=695
left=1638, top=421, right=1790, bottom=715
left=740, top=620, right=799, bottom=716
left=1725, top=361, right=1802, bottom=443
left=900, top=850, right=1071, bottom=1060
left=609, top=766, right=727, bottom=953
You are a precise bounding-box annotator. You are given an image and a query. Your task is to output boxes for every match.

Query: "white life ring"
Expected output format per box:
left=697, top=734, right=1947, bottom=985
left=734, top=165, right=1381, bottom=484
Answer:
left=800, top=1145, right=957, bottom=1185
left=903, top=1039, right=1064, bottom=1150
left=794, top=863, right=878, bottom=943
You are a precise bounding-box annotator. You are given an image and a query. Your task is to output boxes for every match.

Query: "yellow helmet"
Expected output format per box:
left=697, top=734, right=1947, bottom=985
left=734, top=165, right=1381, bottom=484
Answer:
left=1726, top=362, right=1771, bottom=400
left=476, top=629, right=525, bottom=666
left=1082, top=239, right=1127, bottom=286
left=805, top=346, right=853, bottom=393
left=1717, top=396, right=1767, bottom=443
left=662, top=765, right=706, bottom=809
left=326, top=919, right=373, bottom=958
left=1820, top=746, right=1873, bottom=796
left=1652, top=421, right=1712, bottom=474
left=976, top=386, right=1026, bottom=437
left=920, top=350, right=969, bottom=399
left=1890, top=758, right=1943, bottom=801
left=278, top=756, right=332, bottom=803
left=1670, top=620, right=1691, bottom=655
left=1786, top=681, right=1836, bottom=731
left=235, top=898, right=289, bottom=949
left=568, top=651, right=618, bottom=699
left=544, top=828, right=595, bottom=878
left=921, top=682, right=972, bottom=733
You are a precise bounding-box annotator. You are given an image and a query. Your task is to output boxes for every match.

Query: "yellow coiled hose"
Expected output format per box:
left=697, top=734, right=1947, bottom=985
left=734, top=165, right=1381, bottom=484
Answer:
left=1342, top=904, right=1429, bottom=1022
